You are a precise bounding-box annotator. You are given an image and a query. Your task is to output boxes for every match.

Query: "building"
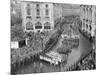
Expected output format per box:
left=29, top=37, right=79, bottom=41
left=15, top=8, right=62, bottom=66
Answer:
left=21, top=1, right=54, bottom=32
left=53, top=3, right=62, bottom=20
left=91, top=6, right=96, bottom=37
left=11, top=41, right=19, bottom=49
left=40, top=53, right=59, bottom=65
left=11, top=39, right=28, bottom=49
left=80, top=5, right=96, bottom=37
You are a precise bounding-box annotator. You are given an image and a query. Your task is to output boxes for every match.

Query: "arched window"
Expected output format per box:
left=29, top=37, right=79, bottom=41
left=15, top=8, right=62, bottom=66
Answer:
left=35, top=22, right=42, bottom=29
left=26, top=16, right=32, bottom=20
left=26, top=22, right=33, bottom=30
left=44, top=22, right=50, bottom=25
left=44, top=22, right=51, bottom=29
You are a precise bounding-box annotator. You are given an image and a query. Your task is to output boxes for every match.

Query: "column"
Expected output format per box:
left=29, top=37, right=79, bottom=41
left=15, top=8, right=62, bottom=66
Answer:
left=80, top=5, right=84, bottom=31
left=91, top=6, right=96, bottom=37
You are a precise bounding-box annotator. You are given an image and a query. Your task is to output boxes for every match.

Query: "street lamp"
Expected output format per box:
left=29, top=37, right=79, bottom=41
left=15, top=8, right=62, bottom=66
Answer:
left=40, top=32, right=45, bottom=50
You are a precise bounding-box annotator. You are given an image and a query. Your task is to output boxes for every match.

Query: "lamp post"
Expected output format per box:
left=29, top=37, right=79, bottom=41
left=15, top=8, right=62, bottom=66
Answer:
left=40, top=32, right=45, bottom=50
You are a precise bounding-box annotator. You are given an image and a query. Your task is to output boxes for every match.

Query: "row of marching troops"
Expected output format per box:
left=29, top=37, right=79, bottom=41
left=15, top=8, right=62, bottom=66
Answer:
left=80, top=5, right=96, bottom=37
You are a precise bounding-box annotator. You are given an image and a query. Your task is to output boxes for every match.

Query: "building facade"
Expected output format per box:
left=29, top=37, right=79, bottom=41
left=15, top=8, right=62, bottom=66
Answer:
left=53, top=3, right=62, bottom=20
left=21, top=1, right=54, bottom=32
left=80, top=5, right=96, bottom=37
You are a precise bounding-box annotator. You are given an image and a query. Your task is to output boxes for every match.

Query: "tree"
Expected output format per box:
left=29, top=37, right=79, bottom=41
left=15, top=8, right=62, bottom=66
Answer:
left=11, top=0, right=22, bottom=26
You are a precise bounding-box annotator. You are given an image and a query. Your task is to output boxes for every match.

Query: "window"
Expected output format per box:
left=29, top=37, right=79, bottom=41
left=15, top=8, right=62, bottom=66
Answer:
left=36, top=4, right=40, bottom=18
left=44, top=22, right=51, bottom=29
left=45, top=4, right=49, bottom=18
left=89, top=25, right=92, bottom=31
left=26, top=22, right=33, bottom=30
left=83, top=19, right=85, bottom=25
left=90, top=8, right=92, bottom=13
left=26, top=4, right=31, bottom=15
left=83, top=19, right=85, bottom=30
left=86, top=19, right=88, bottom=22
left=35, top=22, right=42, bottom=29
left=86, top=19, right=88, bottom=29
left=19, top=40, right=26, bottom=48
left=45, top=9, right=49, bottom=16
left=26, top=16, right=32, bottom=20
left=37, top=9, right=40, bottom=16
left=86, top=24, right=88, bottom=29
left=45, top=4, right=48, bottom=8
left=36, top=4, right=39, bottom=8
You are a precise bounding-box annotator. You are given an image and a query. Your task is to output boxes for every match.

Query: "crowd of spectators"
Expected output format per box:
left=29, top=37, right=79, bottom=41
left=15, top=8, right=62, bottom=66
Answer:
left=11, top=46, right=42, bottom=66
left=75, top=49, right=96, bottom=70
